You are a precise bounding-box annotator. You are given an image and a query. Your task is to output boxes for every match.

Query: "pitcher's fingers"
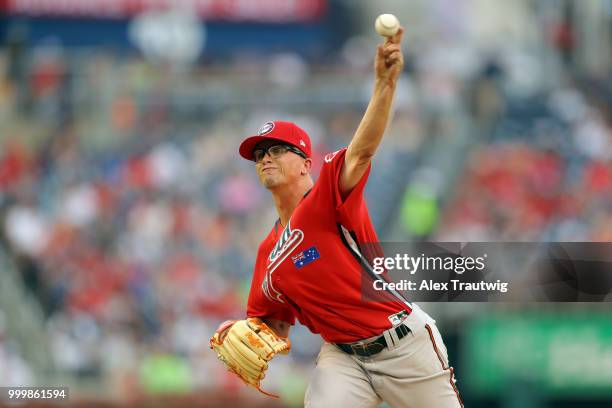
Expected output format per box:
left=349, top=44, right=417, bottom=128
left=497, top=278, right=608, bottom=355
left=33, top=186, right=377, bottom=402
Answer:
left=385, top=50, right=402, bottom=63
left=382, top=44, right=401, bottom=57
left=389, top=27, right=405, bottom=45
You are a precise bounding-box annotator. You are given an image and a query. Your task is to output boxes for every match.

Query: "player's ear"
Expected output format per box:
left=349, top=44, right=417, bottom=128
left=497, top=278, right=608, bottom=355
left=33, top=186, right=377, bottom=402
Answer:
left=301, top=158, right=312, bottom=175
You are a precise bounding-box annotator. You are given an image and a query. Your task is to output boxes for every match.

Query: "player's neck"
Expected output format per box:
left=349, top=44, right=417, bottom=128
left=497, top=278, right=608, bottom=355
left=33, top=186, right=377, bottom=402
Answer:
left=272, top=177, right=313, bottom=227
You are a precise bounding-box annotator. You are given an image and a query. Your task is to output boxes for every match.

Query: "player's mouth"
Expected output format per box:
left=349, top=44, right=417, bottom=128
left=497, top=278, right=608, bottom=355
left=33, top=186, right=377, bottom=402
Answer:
left=262, top=167, right=277, bottom=173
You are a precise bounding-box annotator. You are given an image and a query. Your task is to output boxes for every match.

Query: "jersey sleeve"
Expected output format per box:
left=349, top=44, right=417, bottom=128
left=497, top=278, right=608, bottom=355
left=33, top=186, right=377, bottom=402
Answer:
left=246, top=249, right=296, bottom=324
left=318, top=148, right=372, bottom=231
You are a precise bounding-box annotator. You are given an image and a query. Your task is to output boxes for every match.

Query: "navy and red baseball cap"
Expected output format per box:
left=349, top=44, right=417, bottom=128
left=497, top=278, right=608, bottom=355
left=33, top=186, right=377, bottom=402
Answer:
left=239, top=121, right=312, bottom=161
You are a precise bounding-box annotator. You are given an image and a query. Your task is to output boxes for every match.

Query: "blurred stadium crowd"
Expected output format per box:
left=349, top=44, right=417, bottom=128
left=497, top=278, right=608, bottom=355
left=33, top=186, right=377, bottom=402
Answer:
left=0, top=0, right=611, bottom=406
left=439, top=80, right=612, bottom=242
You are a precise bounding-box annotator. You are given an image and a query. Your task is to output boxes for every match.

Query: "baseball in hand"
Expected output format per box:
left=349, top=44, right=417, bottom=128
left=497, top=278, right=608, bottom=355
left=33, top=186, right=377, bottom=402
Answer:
left=375, top=14, right=400, bottom=37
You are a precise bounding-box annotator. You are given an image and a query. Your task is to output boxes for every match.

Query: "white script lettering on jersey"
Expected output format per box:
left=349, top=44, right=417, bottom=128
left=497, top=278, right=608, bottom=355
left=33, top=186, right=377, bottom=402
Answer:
left=263, top=220, right=304, bottom=303
left=269, top=220, right=303, bottom=262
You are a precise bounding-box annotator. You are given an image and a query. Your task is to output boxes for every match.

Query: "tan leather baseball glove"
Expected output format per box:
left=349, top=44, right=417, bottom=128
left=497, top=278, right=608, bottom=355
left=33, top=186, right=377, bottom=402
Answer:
left=210, top=318, right=291, bottom=397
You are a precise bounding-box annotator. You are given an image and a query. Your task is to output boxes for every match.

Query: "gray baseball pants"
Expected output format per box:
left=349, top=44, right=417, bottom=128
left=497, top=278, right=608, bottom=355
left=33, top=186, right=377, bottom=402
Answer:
left=304, top=304, right=463, bottom=408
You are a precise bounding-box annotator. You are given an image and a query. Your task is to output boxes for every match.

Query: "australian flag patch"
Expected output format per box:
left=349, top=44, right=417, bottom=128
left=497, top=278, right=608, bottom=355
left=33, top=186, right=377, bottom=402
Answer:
left=291, top=246, right=320, bottom=269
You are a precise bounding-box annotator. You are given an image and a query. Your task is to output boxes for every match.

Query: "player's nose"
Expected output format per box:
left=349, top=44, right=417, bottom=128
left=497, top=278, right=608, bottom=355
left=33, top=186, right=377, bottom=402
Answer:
left=261, top=152, right=274, bottom=163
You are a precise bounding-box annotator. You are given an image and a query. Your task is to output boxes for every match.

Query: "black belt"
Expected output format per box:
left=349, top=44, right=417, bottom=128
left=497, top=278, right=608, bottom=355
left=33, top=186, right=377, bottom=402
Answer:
left=336, top=324, right=411, bottom=357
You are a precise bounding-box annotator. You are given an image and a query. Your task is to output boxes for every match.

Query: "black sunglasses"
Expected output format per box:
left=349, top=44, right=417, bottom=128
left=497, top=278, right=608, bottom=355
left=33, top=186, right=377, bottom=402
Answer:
left=253, top=144, right=307, bottom=162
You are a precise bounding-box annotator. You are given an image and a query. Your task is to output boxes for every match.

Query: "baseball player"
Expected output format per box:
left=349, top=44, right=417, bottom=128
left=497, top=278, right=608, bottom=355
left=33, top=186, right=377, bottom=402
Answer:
left=211, top=28, right=463, bottom=408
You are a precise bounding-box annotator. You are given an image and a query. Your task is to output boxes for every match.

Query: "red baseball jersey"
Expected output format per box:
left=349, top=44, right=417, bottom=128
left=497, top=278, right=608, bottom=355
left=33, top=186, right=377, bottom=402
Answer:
left=247, top=148, right=411, bottom=343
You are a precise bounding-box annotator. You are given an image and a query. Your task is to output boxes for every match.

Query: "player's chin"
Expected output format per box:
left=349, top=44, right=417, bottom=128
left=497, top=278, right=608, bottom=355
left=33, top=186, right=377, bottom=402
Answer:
left=261, top=175, right=281, bottom=189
